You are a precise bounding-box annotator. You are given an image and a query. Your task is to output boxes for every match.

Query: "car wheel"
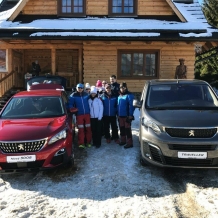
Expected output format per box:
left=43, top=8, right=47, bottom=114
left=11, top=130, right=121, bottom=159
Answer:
left=65, top=154, right=74, bottom=168
left=140, top=156, right=148, bottom=167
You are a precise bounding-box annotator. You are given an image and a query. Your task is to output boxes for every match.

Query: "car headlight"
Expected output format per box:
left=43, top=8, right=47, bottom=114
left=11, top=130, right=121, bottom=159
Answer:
left=142, top=117, right=161, bottom=133
left=48, top=129, right=67, bottom=145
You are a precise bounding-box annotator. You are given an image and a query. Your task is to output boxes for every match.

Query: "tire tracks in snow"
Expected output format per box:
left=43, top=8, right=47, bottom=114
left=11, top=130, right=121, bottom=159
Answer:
left=162, top=169, right=210, bottom=218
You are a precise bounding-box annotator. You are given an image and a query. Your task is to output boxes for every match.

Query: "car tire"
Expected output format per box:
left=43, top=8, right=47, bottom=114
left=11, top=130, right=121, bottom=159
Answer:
left=65, top=154, right=74, bottom=168
left=140, top=156, right=148, bottom=167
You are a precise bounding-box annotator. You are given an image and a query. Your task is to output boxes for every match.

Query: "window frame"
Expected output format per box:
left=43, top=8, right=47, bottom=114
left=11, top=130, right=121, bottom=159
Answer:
left=57, top=0, right=86, bottom=17
left=117, top=50, right=160, bottom=80
left=108, top=0, right=137, bottom=17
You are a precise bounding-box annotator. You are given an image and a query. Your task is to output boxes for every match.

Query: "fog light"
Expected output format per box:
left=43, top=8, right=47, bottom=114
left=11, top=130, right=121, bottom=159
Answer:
left=55, top=148, right=66, bottom=156
left=142, top=140, right=151, bottom=158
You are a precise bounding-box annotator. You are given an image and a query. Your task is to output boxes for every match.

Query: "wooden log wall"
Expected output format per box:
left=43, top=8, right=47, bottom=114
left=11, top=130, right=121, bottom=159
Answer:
left=0, top=41, right=196, bottom=92
left=83, top=41, right=195, bottom=92
left=22, top=0, right=174, bottom=16
left=138, top=0, right=174, bottom=15
left=87, top=0, right=108, bottom=15
left=56, top=49, right=79, bottom=87
left=22, top=0, right=57, bottom=15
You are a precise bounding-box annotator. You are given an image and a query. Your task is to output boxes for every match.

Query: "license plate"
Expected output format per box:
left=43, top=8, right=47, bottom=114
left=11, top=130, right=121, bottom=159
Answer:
left=6, top=155, right=36, bottom=163
left=178, top=151, right=207, bottom=159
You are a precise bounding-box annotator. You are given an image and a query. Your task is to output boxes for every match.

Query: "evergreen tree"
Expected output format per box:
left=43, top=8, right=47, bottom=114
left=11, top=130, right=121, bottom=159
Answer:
left=195, top=0, right=218, bottom=86
left=195, top=48, right=218, bottom=87
left=202, top=0, right=218, bottom=27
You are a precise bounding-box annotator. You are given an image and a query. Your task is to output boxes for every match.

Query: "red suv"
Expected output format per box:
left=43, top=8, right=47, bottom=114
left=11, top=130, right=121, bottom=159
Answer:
left=0, top=85, right=75, bottom=173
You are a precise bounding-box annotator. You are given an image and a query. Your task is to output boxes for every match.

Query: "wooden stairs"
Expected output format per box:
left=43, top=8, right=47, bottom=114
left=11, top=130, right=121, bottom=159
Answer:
left=0, top=87, right=24, bottom=111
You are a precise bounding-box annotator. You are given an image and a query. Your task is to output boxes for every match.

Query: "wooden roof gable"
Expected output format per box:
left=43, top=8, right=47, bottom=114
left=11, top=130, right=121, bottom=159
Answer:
left=8, top=0, right=188, bottom=22
left=166, top=0, right=187, bottom=22
left=8, top=0, right=29, bottom=21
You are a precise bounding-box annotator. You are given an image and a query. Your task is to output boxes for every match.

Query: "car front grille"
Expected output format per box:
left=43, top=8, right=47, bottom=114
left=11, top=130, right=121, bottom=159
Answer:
left=165, top=128, right=217, bottom=138
left=168, top=144, right=217, bottom=151
left=0, top=139, right=47, bottom=153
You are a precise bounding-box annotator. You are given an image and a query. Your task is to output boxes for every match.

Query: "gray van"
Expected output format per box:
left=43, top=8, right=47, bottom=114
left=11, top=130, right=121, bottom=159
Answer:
left=134, top=79, right=218, bottom=168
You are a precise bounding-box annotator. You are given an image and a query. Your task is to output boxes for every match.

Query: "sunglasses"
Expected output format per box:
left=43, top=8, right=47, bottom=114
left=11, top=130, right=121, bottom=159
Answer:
left=102, top=82, right=107, bottom=84
left=120, top=87, right=126, bottom=89
left=77, top=87, right=83, bottom=89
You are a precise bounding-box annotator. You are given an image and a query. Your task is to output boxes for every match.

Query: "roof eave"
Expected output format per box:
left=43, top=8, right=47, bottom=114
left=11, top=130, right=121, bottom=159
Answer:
left=1, top=34, right=217, bottom=42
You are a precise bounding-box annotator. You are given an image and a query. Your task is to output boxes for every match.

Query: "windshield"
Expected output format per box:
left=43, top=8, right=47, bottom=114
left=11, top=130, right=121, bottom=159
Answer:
left=146, top=84, right=218, bottom=109
left=1, top=96, right=65, bottom=119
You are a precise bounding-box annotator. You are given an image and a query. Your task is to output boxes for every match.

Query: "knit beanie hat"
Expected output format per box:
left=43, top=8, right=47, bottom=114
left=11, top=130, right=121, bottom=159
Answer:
left=85, top=83, right=91, bottom=89
left=96, top=80, right=102, bottom=87
left=90, top=86, right=98, bottom=94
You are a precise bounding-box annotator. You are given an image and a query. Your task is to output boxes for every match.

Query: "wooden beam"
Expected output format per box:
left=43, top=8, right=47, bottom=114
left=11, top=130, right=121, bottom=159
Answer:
left=144, top=41, right=153, bottom=44
left=7, top=49, right=12, bottom=73
left=104, top=41, right=112, bottom=44
left=165, top=41, right=174, bottom=44
left=78, top=48, right=82, bottom=83
left=0, top=40, right=8, bottom=47
left=8, top=0, right=30, bottom=21
left=210, top=42, right=218, bottom=47
left=165, top=0, right=187, bottom=22
left=51, top=48, right=56, bottom=75
left=185, top=42, right=193, bottom=45
left=203, top=43, right=209, bottom=51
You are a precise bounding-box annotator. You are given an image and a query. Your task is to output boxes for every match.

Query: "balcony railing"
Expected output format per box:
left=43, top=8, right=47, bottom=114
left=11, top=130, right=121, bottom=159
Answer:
left=0, top=71, right=23, bottom=97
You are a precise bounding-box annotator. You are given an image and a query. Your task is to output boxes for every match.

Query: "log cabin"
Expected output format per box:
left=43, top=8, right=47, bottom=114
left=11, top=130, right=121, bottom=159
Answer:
left=0, top=0, right=217, bottom=95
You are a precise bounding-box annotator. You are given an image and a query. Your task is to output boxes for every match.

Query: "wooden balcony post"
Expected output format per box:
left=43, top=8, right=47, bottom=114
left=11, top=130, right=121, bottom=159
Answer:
left=6, top=49, right=12, bottom=73
left=51, top=48, right=56, bottom=75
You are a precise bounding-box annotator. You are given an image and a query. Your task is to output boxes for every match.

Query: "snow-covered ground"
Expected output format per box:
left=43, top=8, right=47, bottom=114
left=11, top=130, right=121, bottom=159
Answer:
left=0, top=109, right=218, bottom=218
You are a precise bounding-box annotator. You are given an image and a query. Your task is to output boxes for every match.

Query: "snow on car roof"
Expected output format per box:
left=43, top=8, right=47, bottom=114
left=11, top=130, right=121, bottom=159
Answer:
left=29, top=84, right=64, bottom=91
left=14, top=89, right=63, bottom=97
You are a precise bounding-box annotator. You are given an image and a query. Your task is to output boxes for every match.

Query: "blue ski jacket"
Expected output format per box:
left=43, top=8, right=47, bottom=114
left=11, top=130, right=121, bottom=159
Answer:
left=117, top=91, right=134, bottom=117
left=100, top=92, right=117, bottom=116
left=69, top=91, right=90, bottom=115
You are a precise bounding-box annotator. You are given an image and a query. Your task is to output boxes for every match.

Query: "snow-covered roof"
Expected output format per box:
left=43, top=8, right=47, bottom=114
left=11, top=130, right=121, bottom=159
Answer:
left=0, top=0, right=217, bottom=41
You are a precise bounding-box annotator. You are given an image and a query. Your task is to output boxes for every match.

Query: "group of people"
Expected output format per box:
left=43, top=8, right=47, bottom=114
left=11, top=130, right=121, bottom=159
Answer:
left=69, top=75, right=135, bottom=149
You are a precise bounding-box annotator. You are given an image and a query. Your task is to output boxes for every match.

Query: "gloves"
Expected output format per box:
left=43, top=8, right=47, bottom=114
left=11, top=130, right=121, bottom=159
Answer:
left=126, top=116, right=134, bottom=123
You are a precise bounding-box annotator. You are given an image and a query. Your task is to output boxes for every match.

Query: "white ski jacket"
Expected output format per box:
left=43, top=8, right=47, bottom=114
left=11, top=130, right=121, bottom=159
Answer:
left=88, top=97, right=103, bottom=120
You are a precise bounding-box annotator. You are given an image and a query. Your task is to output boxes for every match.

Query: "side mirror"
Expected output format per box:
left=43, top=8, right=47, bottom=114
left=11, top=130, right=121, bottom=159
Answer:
left=70, top=107, right=78, bottom=113
left=133, top=99, right=142, bottom=108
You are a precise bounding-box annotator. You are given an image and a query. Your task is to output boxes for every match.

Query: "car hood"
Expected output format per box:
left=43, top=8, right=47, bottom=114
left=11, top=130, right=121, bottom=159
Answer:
left=0, top=116, right=67, bottom=141
left=146, top=109, right=218, bottom=127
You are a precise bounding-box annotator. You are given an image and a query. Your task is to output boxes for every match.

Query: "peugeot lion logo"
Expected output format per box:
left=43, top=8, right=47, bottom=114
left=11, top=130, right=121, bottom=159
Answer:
left=18, top=144, right=24, bottom=150
left=189, top=130, right=195, bottom=137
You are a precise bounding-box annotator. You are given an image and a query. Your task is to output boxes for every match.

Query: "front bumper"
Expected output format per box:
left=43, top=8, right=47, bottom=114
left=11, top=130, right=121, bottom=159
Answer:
left=140, top=127, right=218, bottom=168
left=0, top=137, right=73, bottom=173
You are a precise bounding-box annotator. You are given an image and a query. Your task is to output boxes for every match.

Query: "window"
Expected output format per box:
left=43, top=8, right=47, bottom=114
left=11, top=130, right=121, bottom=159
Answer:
left=0, top=49, right=6, bottom=72
left=109, top=0, right=137, bottom=16
left=58, top=0, right=86, bottom=17
left=118, top=50, right=159, bottom=79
